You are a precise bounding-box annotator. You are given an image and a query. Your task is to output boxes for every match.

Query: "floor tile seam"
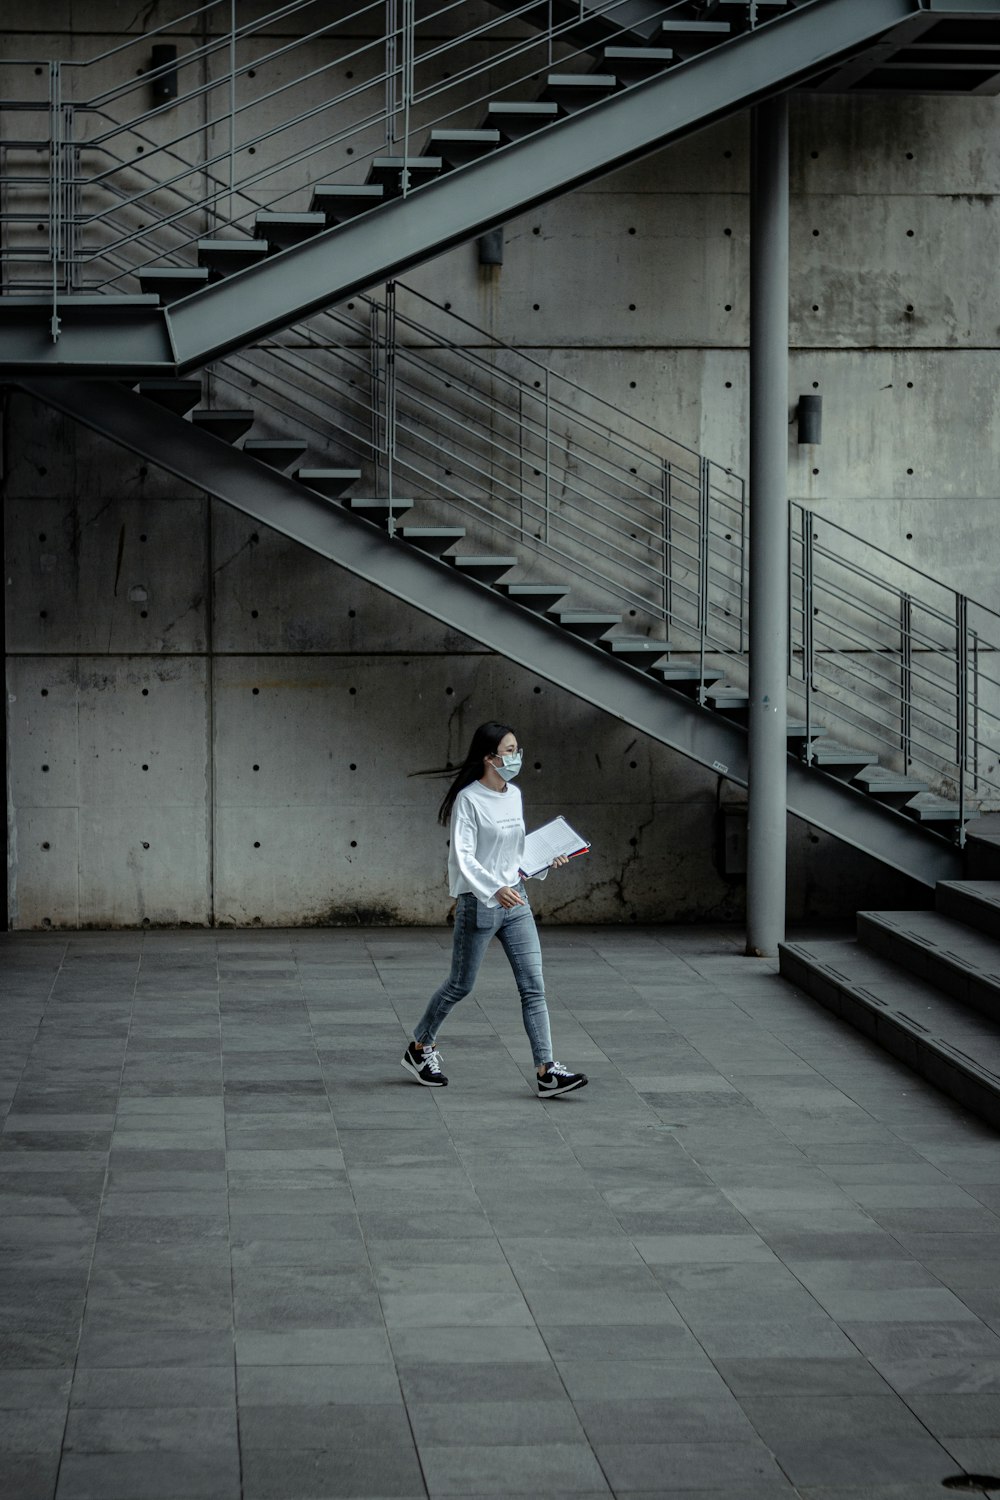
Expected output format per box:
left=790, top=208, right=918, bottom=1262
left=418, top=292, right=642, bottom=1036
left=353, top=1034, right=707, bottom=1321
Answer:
left=285, top=944, right=433, bottom=1500
left=57, top=936, right=145, bottom=1499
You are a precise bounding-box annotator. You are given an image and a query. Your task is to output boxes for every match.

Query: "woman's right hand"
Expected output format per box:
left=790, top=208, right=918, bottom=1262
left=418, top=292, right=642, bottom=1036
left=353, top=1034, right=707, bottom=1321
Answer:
left=495, top=885, right=525, bottom=909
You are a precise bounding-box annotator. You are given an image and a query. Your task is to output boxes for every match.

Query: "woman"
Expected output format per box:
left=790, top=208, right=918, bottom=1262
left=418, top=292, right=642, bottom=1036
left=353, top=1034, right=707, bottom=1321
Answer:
left=401, top=721, right=588, bottom=1098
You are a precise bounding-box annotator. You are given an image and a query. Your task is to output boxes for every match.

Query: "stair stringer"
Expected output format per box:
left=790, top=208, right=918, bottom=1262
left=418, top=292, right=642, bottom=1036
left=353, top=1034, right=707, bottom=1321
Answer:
left=20, top=374, right=963, bottom=891
left=1, top=0, right=925, bottom=376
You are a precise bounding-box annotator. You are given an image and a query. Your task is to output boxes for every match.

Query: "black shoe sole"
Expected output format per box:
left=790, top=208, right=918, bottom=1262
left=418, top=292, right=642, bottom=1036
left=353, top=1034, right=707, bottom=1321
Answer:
left=400, top=1056, right=448, bottom=1087
left=537, top=1077, right=588, bottom=1097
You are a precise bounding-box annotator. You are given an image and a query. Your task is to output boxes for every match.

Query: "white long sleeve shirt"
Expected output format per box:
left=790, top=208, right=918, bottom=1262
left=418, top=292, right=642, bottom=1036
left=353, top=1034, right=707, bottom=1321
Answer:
left=448, top=780, right=545, bottom=907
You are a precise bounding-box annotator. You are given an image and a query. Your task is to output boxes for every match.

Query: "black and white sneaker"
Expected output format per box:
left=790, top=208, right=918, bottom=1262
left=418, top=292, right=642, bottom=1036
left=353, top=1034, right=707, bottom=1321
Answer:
left=537, top=1061, right=588, bottom=1098
left=401, top=1041, right=448, bottom=1087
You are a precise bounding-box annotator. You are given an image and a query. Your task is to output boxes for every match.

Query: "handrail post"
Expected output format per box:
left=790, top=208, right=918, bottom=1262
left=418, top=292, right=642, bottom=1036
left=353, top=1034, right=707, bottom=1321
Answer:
left=543, top=370, right=550, bottom=545
left=802, top=508, right=815, bottom=758
left=48, top=61, right=63, bottom=340
left=401, top=0, right=414, bottom=195
left=972, top=628, right=980, bottom=797
left=957, top=594, right=969, bottom=844
left=662, top=461, right=672, bottom=631
left=900, top=590, right=912, bottom=769
left=386, top=280, right=397, bottom=534
left=697, top=454, right=710, bottom=696
left=746, top=94, right=789, bottom=957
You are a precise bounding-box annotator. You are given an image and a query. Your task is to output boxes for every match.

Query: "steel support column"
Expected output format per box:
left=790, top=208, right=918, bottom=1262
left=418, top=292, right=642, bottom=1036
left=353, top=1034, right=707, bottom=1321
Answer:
left=746, top=95, right=789, bottom=958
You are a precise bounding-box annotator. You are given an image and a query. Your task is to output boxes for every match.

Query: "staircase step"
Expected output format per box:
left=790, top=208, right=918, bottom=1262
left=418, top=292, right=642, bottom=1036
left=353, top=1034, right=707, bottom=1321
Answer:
left=254, top=211, right=327, bottom=250
left=858, top=909, right=1000, bottom=1024
left=481, top=101, right=560, bottom=141
left=936, top=880, right=1000, bottom=940
left=450, top=555, right=519, bottom=585
left=553, top=609, right=622, bottom=640
left=191, top=409, right=254, bottom=444
left=809, top=739, right=879, bottom=778
left=542, top=73, right=619, bottom=112
left=496, top=582, right=571, bottom=612
left=654, top=663, right=723, bottom=693
left=657, top=20, right=732, bottom=42
left=343, top=497, right=415, bottom=524
left=295, top=468, right=362, bottom=499
left=779, top=937, right=1000, bottom=1131
left=135, top=378, right=203, bottom=415
left=599, top=46, right=674, bottom=84
left=197, top=238, right=270, bottom=275
left=310, top=184, right=385, bottom=222
left=137, top=267, right=211, bottom=303
left=903, top=801, right=962, bottom=829
left=427, top=129, right=501, bottom=169
left=853, top=768, right=929, bottom=808
left=600, top=636, right=671, bottom=667
left=367, top=156, right=443, bottom=196
left=242, top=438, right=308, bottom=470
left=396, top=526, right=466, bottom=555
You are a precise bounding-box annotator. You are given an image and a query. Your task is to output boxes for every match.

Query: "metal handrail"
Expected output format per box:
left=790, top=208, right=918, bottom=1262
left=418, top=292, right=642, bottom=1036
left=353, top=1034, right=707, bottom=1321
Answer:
left=1, top=0, right=806, bottom=312
left=791, top=505, right=1000, bottom=829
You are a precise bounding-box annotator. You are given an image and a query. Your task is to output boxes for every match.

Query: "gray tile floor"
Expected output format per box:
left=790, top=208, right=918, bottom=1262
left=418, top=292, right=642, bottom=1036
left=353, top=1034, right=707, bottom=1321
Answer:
left=1, top=924, right=999, bottom=1500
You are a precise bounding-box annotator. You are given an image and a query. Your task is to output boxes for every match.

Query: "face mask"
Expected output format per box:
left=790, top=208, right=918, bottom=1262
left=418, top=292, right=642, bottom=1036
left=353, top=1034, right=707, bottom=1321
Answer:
left=492, top=750, right=523, bottom=782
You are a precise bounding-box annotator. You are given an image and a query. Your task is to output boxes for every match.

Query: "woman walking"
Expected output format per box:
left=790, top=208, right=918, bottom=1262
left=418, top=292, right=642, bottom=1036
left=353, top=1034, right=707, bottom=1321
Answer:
left=401, top=721, right=588, bottom=1098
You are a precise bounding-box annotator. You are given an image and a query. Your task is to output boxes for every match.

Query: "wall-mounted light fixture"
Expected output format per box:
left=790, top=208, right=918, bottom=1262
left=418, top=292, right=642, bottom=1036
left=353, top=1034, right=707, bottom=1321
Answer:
left=477, top=228, right=504, bottom=267
left=150, top=44, right=179, bottom=105
left=797, top=393, right=822, bottom=445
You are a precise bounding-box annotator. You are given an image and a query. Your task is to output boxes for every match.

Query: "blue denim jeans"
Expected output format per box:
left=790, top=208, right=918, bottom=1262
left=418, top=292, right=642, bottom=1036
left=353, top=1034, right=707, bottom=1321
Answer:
left=413, top=886, right=553, bottom=1067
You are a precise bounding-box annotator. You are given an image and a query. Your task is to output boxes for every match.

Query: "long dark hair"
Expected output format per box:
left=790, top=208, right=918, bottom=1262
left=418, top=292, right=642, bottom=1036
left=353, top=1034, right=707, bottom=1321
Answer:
left=438, top=721, right=515, bottom=826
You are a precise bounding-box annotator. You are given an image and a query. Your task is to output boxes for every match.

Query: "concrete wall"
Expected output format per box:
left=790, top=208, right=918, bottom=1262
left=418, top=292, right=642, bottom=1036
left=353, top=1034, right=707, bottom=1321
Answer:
left=4, top=2, right=991, bottom=928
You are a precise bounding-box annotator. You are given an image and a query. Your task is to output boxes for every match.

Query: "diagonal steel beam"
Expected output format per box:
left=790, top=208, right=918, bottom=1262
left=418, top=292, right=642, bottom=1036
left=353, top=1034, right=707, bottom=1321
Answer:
left=19, top=374, right=962, bottom=890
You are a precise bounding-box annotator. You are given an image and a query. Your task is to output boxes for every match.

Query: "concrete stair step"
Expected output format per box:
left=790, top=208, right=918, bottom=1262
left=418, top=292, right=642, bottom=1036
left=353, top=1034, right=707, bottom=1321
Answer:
left=903, top=801, right=962, bottom=830
left=295, top=468, right=362, bottom=499
left=310, top=184, right=385, bottom=221
left=450, top=555, right=519, bottom=584
left=481, top=101, right=560, bottom=141
left=135, top=378, right=202, bottom=415
left=496, top=582, right=571, bottom=612
left=366, top=156, right=443, bottom=196
left=242, top=438, right=308, bottom=470
left=936, top=879, right=1000, bottom=940
left=191, top=409, right=254, bottom=444
left=553, top=609, right=622, bottom=640
left=396, top=526, right=466, bottom=555
left=254, top=211, right=327, bottom=250
left=809, top=738, right=879, bottom=778
left=426, top=129, right=501, bottom=169
left=853, top=768, right=929, bottom=808
left=136, top=267, right=210, bottom=303
left=599, top=636, right=671, bottom=667
left=654, top=663, right=723, bottom=691
left=598, top=45, right=674, bottom=83
left=342, top=497, right=415, bottom=523
left=197, top=238, right=270, bottom=275
left=779, top=936, right=1000, bottom=1131
left=542, top=73, right=619, bottom=112
left=858, top=908, right=1000, bottom=1023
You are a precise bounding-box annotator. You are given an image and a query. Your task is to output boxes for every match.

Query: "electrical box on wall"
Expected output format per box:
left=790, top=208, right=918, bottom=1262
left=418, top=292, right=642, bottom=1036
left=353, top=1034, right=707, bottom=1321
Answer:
left=715, top=802, right=748, bottom=879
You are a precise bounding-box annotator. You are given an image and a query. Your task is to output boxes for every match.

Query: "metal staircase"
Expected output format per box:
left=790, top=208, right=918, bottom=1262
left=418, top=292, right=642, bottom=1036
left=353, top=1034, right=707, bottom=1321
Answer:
left=5, top=0, right=1000, bottom=372
left=17, top=282, right=1000, bottom=889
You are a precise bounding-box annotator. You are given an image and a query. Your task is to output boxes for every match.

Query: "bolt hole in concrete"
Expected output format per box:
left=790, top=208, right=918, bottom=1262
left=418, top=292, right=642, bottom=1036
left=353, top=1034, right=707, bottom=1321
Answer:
left=941, top=1478, right=1000, bottom=1492
left=142, top=842, right=149, bottom=850
left=445, top=687, right=454, bottom=696
left=350, top=841, right=357, bottom=848
left=253, top=765, right=260, bottom=772
left=142, top=764, right=148, bottom=772
left=533, top=686, right=542, bottom=694
left=251, top=609, right=259, bottom=619
left=254, top=842, right=261, bottom=849
left=42, top=842, right=50, bottom=851
left=349, top=687, right=356, bottom=696
left=41, top=689, right=48, bottom=697
left=41, top=765, right=49, bottom=773
left=253, top=688, right=259, bottom=696
left=350, top=763, right=357, bottom=771
left=38, top=532, right=46, bottom=542
left=142, top=689, right=148, bottom=696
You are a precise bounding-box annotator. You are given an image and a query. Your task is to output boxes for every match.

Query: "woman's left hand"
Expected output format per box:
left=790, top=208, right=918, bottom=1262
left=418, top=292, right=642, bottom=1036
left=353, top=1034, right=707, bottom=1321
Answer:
left=549, top=854, right=570, bottom=869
